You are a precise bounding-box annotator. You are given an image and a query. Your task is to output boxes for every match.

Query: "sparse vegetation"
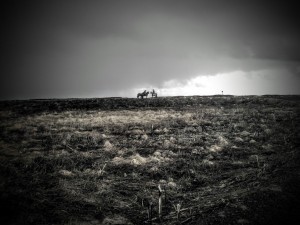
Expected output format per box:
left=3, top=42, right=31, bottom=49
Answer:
left=0, top=95, right=299, bottom=224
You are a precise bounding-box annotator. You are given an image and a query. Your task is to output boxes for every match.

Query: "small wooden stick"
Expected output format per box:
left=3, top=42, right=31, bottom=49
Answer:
left=175, top=203, right=181, bottom=222
left=99, top=163, right=106, bottom=176
left=148, top=202, right=153, bottom=225
left=158, top=184, right=163, bottom=219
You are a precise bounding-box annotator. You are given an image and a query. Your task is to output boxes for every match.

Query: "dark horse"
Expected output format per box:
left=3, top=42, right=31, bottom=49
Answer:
left=150, top=89, right=157, bottom=98
left=137, top=90, right=149, bottom=99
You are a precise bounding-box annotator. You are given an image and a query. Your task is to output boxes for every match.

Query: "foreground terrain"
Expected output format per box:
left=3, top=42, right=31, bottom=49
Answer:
left=0, top=95, right=299, bottom=225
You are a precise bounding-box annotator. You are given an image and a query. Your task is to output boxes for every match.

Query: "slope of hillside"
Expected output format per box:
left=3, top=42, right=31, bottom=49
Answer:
left=0, top=95, right=299, bottom=225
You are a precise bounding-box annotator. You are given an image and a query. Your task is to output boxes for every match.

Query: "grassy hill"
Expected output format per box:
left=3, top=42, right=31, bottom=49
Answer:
left=0, top=95, right=299, bottom=224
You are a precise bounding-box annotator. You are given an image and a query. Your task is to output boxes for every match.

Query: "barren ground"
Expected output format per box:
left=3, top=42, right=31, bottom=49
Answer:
left=0, top=95, right=299, bottom=225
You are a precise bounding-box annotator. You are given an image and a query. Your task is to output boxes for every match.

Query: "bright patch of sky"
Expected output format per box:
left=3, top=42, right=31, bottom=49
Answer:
left=124, top=69, right=300, bottom=97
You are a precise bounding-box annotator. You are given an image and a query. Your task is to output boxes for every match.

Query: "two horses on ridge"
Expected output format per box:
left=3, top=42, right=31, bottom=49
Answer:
left=137, top=89, right=157, bottom=99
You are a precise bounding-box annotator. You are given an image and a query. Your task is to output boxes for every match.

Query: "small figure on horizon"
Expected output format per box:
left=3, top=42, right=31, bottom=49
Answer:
left=222, top=91, right=223, bottom=95
left=151, top=89, right=157, bottom=98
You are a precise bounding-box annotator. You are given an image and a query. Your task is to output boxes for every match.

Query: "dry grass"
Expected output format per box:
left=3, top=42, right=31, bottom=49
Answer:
left=0, top=96, right=299, bottom=225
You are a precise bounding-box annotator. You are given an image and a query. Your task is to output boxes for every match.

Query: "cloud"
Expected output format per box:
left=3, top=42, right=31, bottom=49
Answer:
left=120, top=68, right=300, bottom=97
left=153, top=69, right=300, bottom=96
left=1, top=0, right=300, bottom=99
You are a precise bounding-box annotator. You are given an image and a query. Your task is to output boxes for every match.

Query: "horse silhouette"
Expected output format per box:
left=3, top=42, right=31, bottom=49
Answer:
left=137, top=90, right=149, bottom=99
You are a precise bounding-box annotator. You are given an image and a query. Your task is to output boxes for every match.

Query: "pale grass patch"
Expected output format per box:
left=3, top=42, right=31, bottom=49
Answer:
left=58, top=169, right=74, bottom=177
left=235, top=137, right=244, bottom=143
left=167, top=181, right=177, bottom=189
left=264, top=128, right=272, bottom=135
left=209, top=135, right=229, bottom=152
left=163, top=140, right=173, bottom=149
left=141, top=134, right=148, bottom=140
left=0, top=110, right=14, bottom=118
left=7, top=122, right=24, bottom=131
left=240, top=131, right=251, bottom=137
left=22, top=109, right=212, bottom=136
left=103, top=140, right=114, bottom=151
left=83, top=168, right=106, bottom=177
left=102, top=215, right=133, bottom=225
left=169, top=136, right=176, bottom=143
left=125, top=129, right=144, bottom=135
left=202, top=159, right=214, bottom=166
left=112, top=152, right=172, bottom=166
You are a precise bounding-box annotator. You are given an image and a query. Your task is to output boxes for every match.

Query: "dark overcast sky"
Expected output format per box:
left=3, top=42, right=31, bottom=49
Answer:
left=1, top=0, right=300, bottom=99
